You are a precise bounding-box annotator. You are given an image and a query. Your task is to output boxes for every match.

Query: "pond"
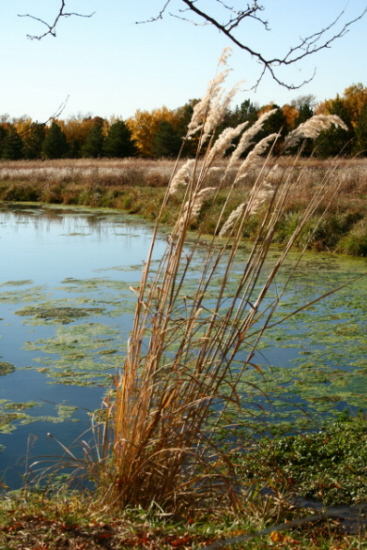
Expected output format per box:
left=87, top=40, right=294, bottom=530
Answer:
left=1, top=203, right=367, bottom=488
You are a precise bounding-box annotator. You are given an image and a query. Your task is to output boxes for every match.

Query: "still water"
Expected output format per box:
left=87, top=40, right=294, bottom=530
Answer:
left=0, top=204, right=166, bottom=487
left=1, top=203, right=367, bottom=488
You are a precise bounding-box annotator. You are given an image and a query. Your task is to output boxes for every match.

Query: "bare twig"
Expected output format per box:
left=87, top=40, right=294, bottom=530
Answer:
left=143, top=1, right=367, bottom=90
left=18, top=0, right=367, bottom=89
left=18, top=0, right=95, bottom=40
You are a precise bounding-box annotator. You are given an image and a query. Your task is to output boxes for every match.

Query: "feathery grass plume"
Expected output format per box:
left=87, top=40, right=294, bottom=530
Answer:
left=179, top=186, right=216, bottom=226
left=186, top=69, right=231, bottom=139
left=186, top=49, right=236, bottom=142
left=218, top=46, right=232, bottom=66
left=282, top=114, right=349, bottom=151
left=201, top=85, right=243, bottom=147
left=234, top=133, right=279, bottom=184
left=218, top=201, right=246, bottom=237
left=219, top=163, right=280, bottom=238
left=224, top=108, right=278, bottom=175
left=206, top=122, right=249, bottom=166
left=83, top=58, right=362, bottom=516
left=168, top=159, right=195, bottom=196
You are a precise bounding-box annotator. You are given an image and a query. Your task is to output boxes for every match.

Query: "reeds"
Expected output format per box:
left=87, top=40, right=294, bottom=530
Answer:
left=98, top=58, right=350, bottom=514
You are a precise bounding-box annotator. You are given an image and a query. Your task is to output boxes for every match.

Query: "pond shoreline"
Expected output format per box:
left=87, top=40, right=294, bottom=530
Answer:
left=1, top=156, right=367, bottom=256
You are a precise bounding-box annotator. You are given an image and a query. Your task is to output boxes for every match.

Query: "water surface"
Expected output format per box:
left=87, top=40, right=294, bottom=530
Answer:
left=1, top=204, right=367, bottom=487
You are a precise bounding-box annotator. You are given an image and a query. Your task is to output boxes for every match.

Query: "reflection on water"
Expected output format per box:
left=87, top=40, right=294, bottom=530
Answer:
left=1, top=203, right=367, bottom=488
left=0, top=204, right=167, bottom=487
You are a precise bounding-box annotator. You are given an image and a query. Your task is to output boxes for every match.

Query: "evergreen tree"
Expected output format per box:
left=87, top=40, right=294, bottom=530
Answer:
left=295, top=103, right=314, bottom=126
left=68, top=139, right=81, bottom=159
left=315, top=96, right=354, bottom=157
left=43, top=122, right=69, bottom=159
left=103, top=120, right=136, bottom=158
left=0, top=126, right=7, bottom=158
left=151, top=120, right=182, bottom=158
left=2, top=127, right=24, bottom=160
left=23, top=123, right=46, bottom=159
left=81, top=123, right=105, bottom=158
left=232, top=99, right=258, bottom=125
left=354, top=103, right=367, bottom=156
left=291, top=100, right=314, bottom=156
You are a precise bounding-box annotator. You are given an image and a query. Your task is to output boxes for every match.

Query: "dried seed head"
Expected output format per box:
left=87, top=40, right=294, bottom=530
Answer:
left=219, top=202, right=246, bottom=237
left=234, top=133, right=279, bottom=184
left=206, top=121, right=249, bottom=165
left=283, top=114, right=349, bottom=151
left=169, top=159, right=195, bottom=196
left=179, top=187, right=216, bottom=226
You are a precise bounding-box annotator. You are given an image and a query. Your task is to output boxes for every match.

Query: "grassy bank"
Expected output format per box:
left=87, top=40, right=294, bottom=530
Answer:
left=1, top=157, right=367, bottom=256
left=2, top=416, right=367, bottom=549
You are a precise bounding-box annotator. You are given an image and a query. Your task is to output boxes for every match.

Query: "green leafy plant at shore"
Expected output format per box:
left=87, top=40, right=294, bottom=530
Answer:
left=239, top=413, right=367, bottom=506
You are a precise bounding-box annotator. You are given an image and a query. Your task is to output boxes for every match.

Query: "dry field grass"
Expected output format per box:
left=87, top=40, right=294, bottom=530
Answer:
left=1, top=156, right=367, bottom=254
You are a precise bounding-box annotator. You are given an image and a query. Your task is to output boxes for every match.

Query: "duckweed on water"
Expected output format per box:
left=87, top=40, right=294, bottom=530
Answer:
left=0, top=362, right=15, bottom=376
left=24, top=322, right=124, bottom=385
left=0, top=280, right=34, bottom=287
left=0, top=285, right=49, bottom=304
left=15, top=305, right=105, bottom=324
left=0, top=400, right=80, bottom=434
left=60, top=277, right=131, bottom=293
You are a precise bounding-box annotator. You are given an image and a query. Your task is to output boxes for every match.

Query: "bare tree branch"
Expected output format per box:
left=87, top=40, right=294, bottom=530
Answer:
left=176, top=0, right=367, bottom=90
left=142, top=0, right=367, bottom=90
left=18, top=0, right=94, bottom=40
left=18, top=1, right=367, bottom=90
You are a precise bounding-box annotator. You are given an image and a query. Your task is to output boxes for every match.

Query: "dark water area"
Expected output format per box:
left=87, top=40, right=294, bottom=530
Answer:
left=1, top=203, right=367, bottom=488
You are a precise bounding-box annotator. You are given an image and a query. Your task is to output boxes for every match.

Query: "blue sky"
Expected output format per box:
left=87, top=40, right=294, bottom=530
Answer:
left=0, top=0, right=366, bottom=122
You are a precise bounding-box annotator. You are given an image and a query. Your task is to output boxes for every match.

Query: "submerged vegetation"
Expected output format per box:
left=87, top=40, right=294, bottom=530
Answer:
left=2, top=55, right=367, bottom=548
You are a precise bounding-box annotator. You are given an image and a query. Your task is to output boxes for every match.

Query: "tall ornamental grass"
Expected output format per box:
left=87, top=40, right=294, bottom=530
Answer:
left=42, top=53, right=349, bottom=514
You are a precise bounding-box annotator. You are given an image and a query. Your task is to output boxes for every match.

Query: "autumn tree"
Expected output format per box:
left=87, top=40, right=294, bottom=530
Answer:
left=127, top=107, right=178, bottom=157
left=281, top=104, right=299, bottom=130
left=343, top=83, right=367, bottom=124
left=315, top=96, right=354, bottom=157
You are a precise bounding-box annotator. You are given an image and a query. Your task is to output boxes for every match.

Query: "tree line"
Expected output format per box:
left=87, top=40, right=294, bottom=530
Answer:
left=1, top=83, right=367, bottom=160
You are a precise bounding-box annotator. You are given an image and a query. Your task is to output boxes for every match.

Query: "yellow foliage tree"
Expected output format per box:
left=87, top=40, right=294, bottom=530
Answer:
left=316, top=84, right=367, bottom=127
left=343, top=83, right=367, bottom=125
left=281, top=104, right=299, bottom=128
left=126, top=107, right=178, bottom=157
